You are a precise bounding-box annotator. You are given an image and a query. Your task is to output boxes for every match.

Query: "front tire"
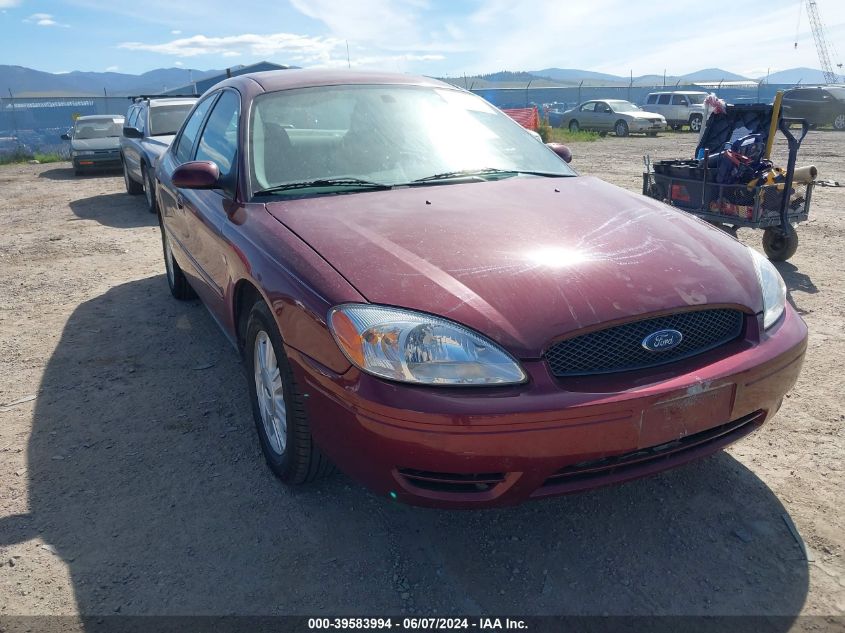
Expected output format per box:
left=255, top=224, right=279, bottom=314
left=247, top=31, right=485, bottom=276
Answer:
left=833, top=113, right=845, bottom=131
left=615, top=120, right=629, bottom=137
left=569, top=120, right=580, bottom=133
left=244, top=300, right=333, bottom=484
left=123, top=158, right=143, bottom=195
left=762, top=226, right=799, bottom=261
left=689, top=114, right=703, bottom=133
left=143, top=165, right=158, bottom=214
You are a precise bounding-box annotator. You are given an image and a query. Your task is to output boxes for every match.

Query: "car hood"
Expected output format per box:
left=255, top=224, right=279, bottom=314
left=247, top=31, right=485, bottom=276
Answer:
left=71, top=137, right=120, bottom=151
left=265, top=176, right=762, bottom=358
left=143, top=135, right=176, bottom=156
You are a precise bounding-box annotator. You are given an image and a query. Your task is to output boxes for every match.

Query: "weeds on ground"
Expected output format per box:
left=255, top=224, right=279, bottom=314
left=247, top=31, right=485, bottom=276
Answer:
left=0, top=152, right=66, bottom=166
left=547, top=128, right=601, bottom=143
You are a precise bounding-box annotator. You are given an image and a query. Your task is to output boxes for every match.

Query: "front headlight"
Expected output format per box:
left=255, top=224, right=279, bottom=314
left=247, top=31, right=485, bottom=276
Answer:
left=748, top=248, right=786, bottom=329
left=328, top=304, right=527, bottom=385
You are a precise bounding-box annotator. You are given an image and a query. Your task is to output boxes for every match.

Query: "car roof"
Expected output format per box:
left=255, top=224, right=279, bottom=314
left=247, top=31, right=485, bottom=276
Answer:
left=647, top=90, right=707, bottom=95
left=146, top=98, right=198, bottom=107
left=210, top=68, right=452, bottom=94
left=75, top=115, right=124, bottom=121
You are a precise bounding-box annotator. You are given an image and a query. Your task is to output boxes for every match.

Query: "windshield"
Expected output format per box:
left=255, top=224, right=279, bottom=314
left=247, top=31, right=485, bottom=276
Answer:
left=608, top=100, right=640, bottom=112
left=686, top=94, right=706, bottom=105
left=72, top=119, right=123, bottom=139
left=150, top=104, right=195, bottom=136
left=250, top=85, right=575, bottom=195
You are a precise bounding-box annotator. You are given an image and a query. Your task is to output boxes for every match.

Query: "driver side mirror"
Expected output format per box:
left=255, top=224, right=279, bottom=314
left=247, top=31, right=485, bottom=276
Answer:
left=546, top=142, right=572, bottom=163
left=172, top=161, right=220, bottom=190
left=60, top=133, right=71, bottom=141
left=123, top=126, right=143, bottom=139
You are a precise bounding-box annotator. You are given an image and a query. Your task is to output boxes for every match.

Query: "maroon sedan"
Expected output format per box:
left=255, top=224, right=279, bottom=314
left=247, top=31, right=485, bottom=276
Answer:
left=154, top=70, right=807, bottom=508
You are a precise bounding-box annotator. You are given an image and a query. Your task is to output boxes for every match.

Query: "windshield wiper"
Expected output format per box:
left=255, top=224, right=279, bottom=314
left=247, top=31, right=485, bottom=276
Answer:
left=253, top=178, right=393, bottom=197
left=410, top=168, right=571, bottom=184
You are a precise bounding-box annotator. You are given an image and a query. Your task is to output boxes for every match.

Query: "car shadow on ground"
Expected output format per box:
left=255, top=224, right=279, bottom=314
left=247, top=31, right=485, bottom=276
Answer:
left=38, top=167, right=122, bottom=181
left=69, top=193, right=156, bottom=229
left=0, top=277, right=809, bottom=623
left=775, top=262, right=818, bottom=316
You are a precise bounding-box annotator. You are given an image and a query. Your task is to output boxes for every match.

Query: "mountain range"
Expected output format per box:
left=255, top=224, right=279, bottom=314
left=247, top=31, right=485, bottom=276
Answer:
left=1, top=64, right=835, bottom=97
left=1, top=65, right=226, bottom=97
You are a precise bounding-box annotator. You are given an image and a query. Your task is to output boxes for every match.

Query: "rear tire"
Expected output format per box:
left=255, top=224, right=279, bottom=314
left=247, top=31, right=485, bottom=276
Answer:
left=762, top=226, right=799, bottom=262
left=569, top=120, right=580, bottom=133
left=143, top=164, right=158, bottom=214
left=615, top=120, right=629, bottom=137
left=834, top=113, right=845, bottom=131
left=244, top=300, right=334, bottom=484
left=159, top=219, right=195, bottom=300
left=689, top=114, right=703, bottom=133
left=123, top=158, right=143, bottom=195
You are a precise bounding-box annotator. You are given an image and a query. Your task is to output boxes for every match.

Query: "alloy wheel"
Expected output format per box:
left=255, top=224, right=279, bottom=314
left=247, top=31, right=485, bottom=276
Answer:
left=254, top=330, right=287, bottom=456
left=834, top=114, right=845, bottom=131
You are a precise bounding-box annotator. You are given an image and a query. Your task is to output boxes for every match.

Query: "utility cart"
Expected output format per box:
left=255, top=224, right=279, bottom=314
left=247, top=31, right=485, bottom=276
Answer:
left=643, top=102, right=813, bottom=261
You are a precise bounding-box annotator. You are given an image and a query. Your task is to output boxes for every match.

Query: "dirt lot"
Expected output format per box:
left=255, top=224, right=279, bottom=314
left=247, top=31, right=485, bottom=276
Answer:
left=0, top=131, right=843, bottom=626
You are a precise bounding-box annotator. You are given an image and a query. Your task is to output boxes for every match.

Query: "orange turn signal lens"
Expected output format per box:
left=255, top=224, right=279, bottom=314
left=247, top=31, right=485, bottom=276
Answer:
left=329, top=309, right=365, bottom=367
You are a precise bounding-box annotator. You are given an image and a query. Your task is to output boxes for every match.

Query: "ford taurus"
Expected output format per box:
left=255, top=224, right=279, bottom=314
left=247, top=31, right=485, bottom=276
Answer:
left=154, top=70, right=806, bottom=508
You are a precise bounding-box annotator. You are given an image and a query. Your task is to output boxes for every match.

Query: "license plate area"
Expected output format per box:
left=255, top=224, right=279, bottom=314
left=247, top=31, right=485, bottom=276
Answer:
left=640, top=383, right=735, bottom=449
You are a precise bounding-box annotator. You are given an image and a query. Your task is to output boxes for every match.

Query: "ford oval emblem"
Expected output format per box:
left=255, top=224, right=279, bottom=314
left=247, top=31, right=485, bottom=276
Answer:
left=641, top=329, right=683, bottom=352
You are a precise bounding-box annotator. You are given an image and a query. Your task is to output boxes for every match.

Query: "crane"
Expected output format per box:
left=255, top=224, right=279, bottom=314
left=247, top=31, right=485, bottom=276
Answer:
left=795, top=0, right=842, bottom=84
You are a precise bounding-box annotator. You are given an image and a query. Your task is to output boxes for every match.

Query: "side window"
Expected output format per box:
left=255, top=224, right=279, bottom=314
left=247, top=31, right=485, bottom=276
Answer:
left=174, top=95, right=217, bottom=164
left=136, top=106, right=146, bottom=135
left=194, top=90, right=240, bottom=192
left=646, top=94, right=658, bottom=104
left=126, top=107, right=138, bottom=128
left=657, top=94, right=671, bottom=105
left=672, top=95, right=688, bottom=105
left=580, top=102, right=596, bottom=112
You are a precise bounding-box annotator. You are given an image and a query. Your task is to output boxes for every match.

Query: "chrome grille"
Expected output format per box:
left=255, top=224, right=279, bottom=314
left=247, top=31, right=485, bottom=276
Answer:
left=544, top=309, right=744, bottom=377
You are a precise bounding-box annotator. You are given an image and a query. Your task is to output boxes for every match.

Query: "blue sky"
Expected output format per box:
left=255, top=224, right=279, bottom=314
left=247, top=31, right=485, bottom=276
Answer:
left=1, top=0, right=844, bottom=78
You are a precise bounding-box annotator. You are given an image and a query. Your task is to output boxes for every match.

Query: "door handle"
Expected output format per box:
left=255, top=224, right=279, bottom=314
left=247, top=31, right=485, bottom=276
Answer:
left=176, top=193, right=184, bottom=210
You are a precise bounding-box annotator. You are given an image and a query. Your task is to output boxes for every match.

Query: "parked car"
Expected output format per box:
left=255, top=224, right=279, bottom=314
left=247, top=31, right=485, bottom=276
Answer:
left=60, top=115, right=124, bottom=175
left=559, top=100, right=666, bottom=136
left=121, top=97, right=198, bottom=213
left=155, top=70, right=806, bottom=508
left=781, top=86, right=845, bottom=130
left=642, top=91, right=708, bottom=132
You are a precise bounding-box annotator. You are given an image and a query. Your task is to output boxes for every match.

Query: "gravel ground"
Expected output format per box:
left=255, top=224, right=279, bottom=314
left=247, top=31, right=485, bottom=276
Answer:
left=0, top=131, right=842, bottom=626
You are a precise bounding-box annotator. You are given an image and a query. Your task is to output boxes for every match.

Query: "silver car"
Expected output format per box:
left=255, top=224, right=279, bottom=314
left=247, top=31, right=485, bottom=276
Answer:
left=559, top=100, right=666, bottom=137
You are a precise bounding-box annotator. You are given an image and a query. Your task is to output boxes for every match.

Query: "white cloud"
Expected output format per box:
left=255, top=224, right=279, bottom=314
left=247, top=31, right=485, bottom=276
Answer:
left=23, top=12, right=70, bottom=27
left=174, top=61, right=184, bottom=66
left=171, top=29, right=181, bottom=34
left=0, top=0, right=22, bottom=7
left=105, top=65, right=119, bottom=71
left=119, top=32, right=345, bottom=64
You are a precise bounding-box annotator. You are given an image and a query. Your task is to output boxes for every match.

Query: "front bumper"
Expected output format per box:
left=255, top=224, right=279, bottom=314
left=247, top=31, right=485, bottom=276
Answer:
left=73, top=152, right=121, bottom=171
left=289, top=306, right=807, bottom=508
left=630, top=120, right=666, bottom=133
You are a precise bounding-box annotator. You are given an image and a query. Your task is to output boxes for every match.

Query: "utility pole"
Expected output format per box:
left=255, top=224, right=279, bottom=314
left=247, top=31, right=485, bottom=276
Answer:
left=7, top=88, right=21, bottom=149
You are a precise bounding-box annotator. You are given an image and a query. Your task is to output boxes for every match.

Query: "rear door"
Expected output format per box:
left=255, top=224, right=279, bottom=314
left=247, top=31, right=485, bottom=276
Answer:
left=577, top=101, right=597, bottom=129
left=656, top=93, right=672, bottom=121
left=593, top=101, right=614, bottom=131
left=671, top=94, right=689, bottom=123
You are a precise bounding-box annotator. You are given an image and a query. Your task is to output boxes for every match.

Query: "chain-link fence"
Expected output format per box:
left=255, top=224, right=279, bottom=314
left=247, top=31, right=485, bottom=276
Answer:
left=0, top=85, right=797, bottom=158
left=0, top=96, right=129, bottom=158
